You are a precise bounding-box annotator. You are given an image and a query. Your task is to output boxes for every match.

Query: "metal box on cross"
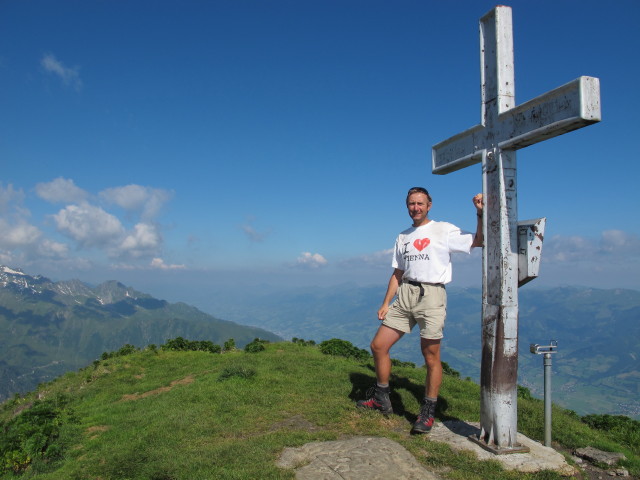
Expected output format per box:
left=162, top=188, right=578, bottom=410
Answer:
left=518, top=218, right=546, bottom=287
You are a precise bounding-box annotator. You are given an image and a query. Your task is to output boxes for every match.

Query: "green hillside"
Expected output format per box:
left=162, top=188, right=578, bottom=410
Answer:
left=1, top=340, right=638, bottom=479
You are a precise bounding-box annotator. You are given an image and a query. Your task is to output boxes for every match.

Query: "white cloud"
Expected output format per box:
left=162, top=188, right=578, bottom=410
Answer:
left=0, top=219, right=41, bottom=249
left=544, top=235, right=596, bottom=262
left=0, top=184, right=70, bottom=265
left=41, top=53, right=82, bottom=90
left=0, top=183, right=29, bottom=219
left=1, top=181, right=178, bottom=268
left=241, top=223, right=270, bottom=242
left=36, top=177, right=88, bottom=204
left=150, top=258, right=186, bottom=270
left=119, top=223, right=162, bottom=258
left=37, top=239, right=69, bottom=258
left=340, top=248, right=393, bottom=268
left=0, top=251, right=15, bottom=265
left=53, top=203, right=124, bottom=248
left=295, top=252, right=328, bottom=269
left=100, top=185, right=173, bottom=220
left=52, top=204, right=166, bottom=259
left=544, top=231, right=640, bottom=263
left=0, top=184, right=23, bottom=213
left=600, top=230, right=640, bottom=253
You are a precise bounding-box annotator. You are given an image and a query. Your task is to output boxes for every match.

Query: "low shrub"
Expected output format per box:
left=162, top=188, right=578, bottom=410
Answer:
left=101, top=343, right=140, bottom=360
left=223, top=338, right=236, bottom=352
left=245, top=338, right=269, bottom=353
left=517, top=385, right=534, bottom=400
left=291, top=337, right=316, bottom=346
left=391, top=358, right=416, bottom=368
left=581, top=414, right=640, bottom=451
left=442, top=361, right=460, bottom=377
left=0, top=394, right=74, bottom=474
left=318, top=338, right=371, bottom=362
left=162, top=337, right=221, bottom=354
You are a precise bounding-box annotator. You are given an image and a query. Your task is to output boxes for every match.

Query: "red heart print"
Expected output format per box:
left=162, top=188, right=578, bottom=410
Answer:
left=413, top=238, right=430, bottom=251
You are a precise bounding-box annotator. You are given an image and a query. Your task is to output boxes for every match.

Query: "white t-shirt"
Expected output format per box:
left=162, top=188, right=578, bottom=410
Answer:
left=391, top=220, right=474, bottom=285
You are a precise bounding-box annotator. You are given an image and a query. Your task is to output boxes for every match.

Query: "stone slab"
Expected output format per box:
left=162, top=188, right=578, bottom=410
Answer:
left=574, top=446, right=627, bottom=466
left=277, top=436, right=442, bottom=480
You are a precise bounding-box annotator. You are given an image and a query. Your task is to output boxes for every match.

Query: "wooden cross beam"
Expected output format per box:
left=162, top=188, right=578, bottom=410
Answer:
left=431, top=6, right=600, bottom=453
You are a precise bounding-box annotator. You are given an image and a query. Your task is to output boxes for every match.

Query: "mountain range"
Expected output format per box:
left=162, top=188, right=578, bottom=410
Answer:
left=0, top=266, right=281, bottom=402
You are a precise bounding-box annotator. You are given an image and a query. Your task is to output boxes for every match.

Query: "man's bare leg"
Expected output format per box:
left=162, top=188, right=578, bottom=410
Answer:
left=356, top=325, right=403, bottom=414
left=411, top=338, right=442, bottom=434
left=420, top=338, right=442, bottom=398
left=371, top=325, right=404, bottom=384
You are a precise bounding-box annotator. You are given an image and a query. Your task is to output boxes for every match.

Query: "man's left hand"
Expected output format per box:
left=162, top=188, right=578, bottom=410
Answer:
left=473, top=193, right=484, bottom=214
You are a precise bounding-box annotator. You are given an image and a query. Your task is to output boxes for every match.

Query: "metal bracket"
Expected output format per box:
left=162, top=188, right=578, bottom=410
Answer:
left=530, top=340, right=558, bottom=355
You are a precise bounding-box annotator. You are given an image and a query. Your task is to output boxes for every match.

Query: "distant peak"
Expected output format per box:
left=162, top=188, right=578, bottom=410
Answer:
left=1, top=265, right=26, bottom=276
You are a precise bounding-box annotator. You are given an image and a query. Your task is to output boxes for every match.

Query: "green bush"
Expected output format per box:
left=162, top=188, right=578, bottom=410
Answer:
left=391, top=358, right=416, bottom=368
left=0, top=394, right=73, bottom=474
left=223, top=338, right=236, bottom=352
left=441, top=361, right=460, bottom=377
left=318, top=338, right=371, bottom=362
left=162, top=336, right=189, bottom=351
left=100, top=343, right=140, bottom=361
left=245, top=338, right=269, bottom=353
left=191, top=340, right=222, bottom=353
left=162, top=337, right=221, bottom=354
left=517, top=385, right=534, bottom=400
left=291, top=337, right=316, bottom=346
left=581, top=414, right=640, bottom=450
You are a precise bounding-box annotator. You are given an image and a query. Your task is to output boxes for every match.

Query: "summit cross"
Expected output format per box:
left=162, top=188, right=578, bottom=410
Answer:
left=432, top=6, right=600, bottom=453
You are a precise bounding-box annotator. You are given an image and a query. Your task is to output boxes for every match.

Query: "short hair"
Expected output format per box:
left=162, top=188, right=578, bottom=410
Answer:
left=406, top=187, right=432, bottom=204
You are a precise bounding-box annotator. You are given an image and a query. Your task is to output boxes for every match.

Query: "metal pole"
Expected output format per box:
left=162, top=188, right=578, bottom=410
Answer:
left=530, top=341, right=557, bottom=448
left=544, top=352, right=552, bottom=447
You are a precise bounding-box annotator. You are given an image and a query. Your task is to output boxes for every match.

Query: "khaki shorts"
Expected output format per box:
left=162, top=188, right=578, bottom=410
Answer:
left=382, top=282, right=447, bottom=340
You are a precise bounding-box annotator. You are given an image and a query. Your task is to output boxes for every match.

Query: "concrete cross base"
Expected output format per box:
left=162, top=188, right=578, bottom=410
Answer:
left=468, top=433, right=530, bottom=455
left=430, top=421, right=576, bottom=476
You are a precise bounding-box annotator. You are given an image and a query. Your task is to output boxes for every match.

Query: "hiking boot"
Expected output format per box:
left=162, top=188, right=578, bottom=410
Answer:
left=411, top=398, right=437, bottom=434
left=356, top=385, right=393, bottom=415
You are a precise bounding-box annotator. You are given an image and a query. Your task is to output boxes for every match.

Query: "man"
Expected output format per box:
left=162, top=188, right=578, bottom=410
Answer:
left=357, top=187, right=483, bottom=434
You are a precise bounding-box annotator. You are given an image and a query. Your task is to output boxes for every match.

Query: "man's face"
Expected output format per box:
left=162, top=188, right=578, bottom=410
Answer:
left=406, top=192, right=432, bottom=226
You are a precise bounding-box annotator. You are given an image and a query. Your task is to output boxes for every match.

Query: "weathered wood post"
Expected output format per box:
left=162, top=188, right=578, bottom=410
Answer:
left=432, top=6, right=600, bottom=453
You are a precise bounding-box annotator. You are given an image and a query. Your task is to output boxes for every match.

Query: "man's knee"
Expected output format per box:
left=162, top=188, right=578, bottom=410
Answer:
left=425, top=358, right=442, bottom=372
left=421, top=339, right=441, bottom=363
left=370, top=327, right=402, bottom=355
left=370, top=338, right=389, bottom=355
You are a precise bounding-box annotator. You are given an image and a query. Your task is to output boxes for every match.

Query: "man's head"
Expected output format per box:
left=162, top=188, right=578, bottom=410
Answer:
left=406, top=187, right=432, bottom=205
left=406, top=187, right=432, bottom=227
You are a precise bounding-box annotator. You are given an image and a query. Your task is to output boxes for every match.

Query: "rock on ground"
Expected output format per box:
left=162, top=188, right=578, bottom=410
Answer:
left=277, top=436, right=442, bottom=480
left=574, top=446, right=627, bottom=466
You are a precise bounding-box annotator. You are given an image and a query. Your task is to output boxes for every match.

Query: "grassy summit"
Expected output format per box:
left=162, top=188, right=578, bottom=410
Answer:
left=1, top=339, right=638, bottom=479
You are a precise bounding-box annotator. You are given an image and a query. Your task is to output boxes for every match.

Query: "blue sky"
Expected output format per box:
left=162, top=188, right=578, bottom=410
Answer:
left=1, top=0, right=639, bottom=302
